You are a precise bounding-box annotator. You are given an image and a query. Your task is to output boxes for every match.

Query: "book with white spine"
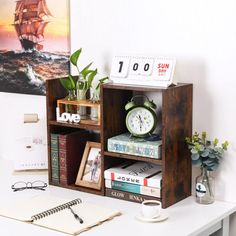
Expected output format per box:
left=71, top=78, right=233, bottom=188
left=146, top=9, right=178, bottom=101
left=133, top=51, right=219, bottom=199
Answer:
left=104, top=161, right=162, bottom=188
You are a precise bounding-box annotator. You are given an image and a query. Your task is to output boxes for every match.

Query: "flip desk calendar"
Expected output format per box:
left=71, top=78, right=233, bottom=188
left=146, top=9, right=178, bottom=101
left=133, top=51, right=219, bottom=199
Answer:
left=110, top=55, right=176, bottom=88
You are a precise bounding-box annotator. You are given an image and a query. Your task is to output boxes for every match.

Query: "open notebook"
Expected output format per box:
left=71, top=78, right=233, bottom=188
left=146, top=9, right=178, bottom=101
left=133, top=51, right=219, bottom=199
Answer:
left=0, top=195, right=121, bottom=235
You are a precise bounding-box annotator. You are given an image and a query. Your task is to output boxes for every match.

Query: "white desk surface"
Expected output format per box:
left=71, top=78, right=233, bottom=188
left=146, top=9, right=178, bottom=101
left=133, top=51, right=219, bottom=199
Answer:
left=0, top=159, right=235, bottom=236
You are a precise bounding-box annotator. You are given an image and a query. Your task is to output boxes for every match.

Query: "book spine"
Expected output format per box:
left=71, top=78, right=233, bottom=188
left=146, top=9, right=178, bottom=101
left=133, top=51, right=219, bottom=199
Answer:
left=50, top=133, right=60, bottom=184
left=105, top=179, right=160, bottom=197
left=59, top=135, right=67, bottom=185
left=105, top=188, right=159, bottom=204
left=104, top=171, right=161, bottom=188
left=107, top=139, right=161, bottom=159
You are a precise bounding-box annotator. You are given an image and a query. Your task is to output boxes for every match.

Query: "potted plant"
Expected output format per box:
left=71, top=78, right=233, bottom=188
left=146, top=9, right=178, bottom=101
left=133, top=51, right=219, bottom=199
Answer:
left=185, top=131, right=229, bottom=204
left=59, top=48, right=108, bottom=116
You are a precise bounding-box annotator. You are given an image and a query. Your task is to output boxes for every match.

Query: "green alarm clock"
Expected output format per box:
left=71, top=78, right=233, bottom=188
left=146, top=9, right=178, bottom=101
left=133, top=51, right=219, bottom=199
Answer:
left=125, top=95, right=157, bottom=137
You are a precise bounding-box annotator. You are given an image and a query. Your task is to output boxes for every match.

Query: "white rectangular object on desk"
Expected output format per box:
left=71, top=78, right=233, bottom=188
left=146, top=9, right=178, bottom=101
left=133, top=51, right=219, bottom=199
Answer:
left=110, top=55, right=176, bottom=88
left=14, top=136, right=48, bottom=171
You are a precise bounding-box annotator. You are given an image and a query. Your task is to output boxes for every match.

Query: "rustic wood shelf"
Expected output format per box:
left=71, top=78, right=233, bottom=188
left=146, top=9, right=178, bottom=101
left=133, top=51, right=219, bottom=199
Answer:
left=49, top=120, right=101, bottom=131
left=104, top=151, right=163, bottom=165
left=101, top=82, right=193, bottom=208
left=46, top=78, right=193, bottom=207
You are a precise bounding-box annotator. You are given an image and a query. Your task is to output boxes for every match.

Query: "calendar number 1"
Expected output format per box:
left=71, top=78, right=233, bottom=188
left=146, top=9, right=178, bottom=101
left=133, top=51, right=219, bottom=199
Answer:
left=118, top=61, right=123, bottom=73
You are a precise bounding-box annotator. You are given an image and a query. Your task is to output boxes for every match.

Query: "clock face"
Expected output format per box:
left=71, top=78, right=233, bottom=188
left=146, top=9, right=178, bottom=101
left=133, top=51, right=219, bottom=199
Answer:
left=126, top=107, right=156, bottom=136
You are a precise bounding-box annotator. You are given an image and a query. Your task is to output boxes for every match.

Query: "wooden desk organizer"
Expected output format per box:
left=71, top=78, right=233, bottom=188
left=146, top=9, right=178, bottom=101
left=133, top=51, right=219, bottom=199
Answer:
left=57, top=99, right=101, bottom=126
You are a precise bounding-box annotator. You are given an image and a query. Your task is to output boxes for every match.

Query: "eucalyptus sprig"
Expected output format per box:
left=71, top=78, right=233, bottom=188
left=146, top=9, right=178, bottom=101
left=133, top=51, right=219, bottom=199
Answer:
left=185, top=132, right=229, bottom=171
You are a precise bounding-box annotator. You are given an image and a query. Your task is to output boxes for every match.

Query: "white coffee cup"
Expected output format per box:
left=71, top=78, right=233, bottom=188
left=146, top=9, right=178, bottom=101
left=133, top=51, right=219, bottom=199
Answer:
left=141, top=200, right=161, bottom=219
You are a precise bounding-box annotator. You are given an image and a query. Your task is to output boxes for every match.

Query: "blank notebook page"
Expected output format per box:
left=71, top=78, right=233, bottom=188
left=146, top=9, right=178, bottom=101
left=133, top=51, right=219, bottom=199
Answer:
left=34, top=202, right=121, bottom=235
left=0, top=195, right=121, bottom=235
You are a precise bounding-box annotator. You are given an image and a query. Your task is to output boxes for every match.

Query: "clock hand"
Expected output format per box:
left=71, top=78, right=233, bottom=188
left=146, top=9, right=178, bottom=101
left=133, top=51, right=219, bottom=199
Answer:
left=138, top=115, right=143, bottom=130
left=138, top=115, right=143, bottom=124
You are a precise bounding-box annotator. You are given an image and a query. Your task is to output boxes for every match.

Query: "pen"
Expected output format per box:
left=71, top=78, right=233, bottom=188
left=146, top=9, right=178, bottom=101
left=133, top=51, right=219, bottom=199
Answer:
left=68, top=206, right=83, bottom=223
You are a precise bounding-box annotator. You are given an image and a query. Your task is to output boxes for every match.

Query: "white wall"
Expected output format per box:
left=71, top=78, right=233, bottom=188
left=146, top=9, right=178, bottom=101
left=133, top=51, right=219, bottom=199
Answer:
left=1, top=0, right=236, bottom=234
left=70, top=0, right=236, bottom=234
left=0, top=93, right=47, bottom=162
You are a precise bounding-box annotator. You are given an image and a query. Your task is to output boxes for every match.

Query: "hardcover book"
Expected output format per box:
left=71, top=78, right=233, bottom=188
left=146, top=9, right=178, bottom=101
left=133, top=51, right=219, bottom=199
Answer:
left=105, top=188, right=157, bottom=203
left=107, top=133, right=162, bottom=159
left=105, top=179, right=160, bottom=197
left=104, top=161, right=162, bottom=188
left=59, top=130, right=89, bottom=185
left=50, top=133, right=60, bottom=184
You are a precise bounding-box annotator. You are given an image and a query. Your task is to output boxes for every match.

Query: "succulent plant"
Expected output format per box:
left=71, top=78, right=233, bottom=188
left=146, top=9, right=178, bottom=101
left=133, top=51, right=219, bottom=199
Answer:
left=185, top=132, right=229, bottom=171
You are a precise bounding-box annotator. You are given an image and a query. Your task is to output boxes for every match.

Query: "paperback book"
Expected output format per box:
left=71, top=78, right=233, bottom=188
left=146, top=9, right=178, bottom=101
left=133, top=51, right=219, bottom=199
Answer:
left=105, top=188, right=157, bottom=204
left=107, top=133, right=162, bottom=159
left=104, top=161, right=162, bottom=188
left=105, top=179, right=160, bottom=197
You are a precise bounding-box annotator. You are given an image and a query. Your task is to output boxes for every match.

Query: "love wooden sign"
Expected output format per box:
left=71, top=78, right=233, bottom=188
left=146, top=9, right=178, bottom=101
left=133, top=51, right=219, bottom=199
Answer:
left=56, top=107, right=80, bottom=123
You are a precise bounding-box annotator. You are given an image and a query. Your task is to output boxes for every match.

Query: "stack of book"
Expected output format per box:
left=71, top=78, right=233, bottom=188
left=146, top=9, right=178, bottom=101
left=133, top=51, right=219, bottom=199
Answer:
left=104, top=161, right=162, bottom=203
left=50, top=130, right=89, bottom=185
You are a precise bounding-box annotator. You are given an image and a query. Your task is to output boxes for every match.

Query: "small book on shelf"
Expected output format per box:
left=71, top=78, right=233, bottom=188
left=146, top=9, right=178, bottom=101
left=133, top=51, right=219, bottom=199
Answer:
left=107, top=133, right=162, bottom=159
left=0, top=195, right=121, bottom=235
left=105, top=179, right=160, bottom=198
left=105, top=188, right=157, bottom=204
left=104, top=161, right=162, bottom=188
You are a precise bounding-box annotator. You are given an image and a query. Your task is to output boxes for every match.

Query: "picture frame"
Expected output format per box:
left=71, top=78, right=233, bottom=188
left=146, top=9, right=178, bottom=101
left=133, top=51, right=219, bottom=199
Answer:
left=75, top=142, right=102, bottom=190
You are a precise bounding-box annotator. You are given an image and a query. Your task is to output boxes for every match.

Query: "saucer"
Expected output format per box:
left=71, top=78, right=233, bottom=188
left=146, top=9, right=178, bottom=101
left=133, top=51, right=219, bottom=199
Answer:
left=135, top=211, right=169, bottom=223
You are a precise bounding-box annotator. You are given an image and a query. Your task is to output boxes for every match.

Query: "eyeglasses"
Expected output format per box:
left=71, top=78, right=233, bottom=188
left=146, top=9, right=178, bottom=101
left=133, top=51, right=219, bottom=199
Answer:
left=11, top=181, right=47, bottom=192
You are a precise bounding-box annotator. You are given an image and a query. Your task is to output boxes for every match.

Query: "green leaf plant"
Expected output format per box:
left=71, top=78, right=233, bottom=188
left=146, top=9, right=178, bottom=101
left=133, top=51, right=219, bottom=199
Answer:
left=185, top=131, right=229, bottom=171
left=59, top=48, right=109, bottom=99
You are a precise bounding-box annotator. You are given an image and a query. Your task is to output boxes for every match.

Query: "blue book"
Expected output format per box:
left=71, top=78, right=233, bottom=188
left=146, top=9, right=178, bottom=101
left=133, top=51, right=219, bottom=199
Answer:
left=107, top=133, right=162, bottom=159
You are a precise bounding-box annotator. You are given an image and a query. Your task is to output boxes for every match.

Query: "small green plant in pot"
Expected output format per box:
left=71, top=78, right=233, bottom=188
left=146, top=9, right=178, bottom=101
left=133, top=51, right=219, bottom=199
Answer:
left=185, top=131, right=229, bottom=204
left=59, top=48, right=108, bottom=116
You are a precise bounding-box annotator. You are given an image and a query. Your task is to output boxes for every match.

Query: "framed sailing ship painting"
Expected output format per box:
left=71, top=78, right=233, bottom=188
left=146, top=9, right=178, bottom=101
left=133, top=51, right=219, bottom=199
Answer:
left=0, top=0, right=70, bottom=95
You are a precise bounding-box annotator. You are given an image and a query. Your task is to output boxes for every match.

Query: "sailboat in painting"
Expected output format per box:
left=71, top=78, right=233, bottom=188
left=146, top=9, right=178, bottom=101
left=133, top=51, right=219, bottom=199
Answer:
left=13, top=0, right=52, bottom=51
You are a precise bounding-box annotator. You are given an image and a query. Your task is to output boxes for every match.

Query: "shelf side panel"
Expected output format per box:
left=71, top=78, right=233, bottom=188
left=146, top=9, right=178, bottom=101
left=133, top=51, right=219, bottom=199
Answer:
left=162, top=84, right=193, bottom=208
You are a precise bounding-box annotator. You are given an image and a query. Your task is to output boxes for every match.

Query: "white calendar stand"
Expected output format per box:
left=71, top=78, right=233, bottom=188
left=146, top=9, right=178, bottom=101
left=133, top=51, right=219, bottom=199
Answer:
left=110, top=55, right=177, bottom=88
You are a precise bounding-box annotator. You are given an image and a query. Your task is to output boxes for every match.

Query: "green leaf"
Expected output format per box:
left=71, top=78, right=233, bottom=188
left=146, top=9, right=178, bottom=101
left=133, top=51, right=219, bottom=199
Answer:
left=87, top=69, right=97, bottom=89
left=213, top=138, right=219, bottom=146
left=222, top=141, right=229, bottom=150
left=70, top=48, right=82, bottom=66
left=199, top=145, right=205, bottom=152
left=202, top=131, right=207, bottom=139
left=68, top=75, right=76, bottom=89
left=209, top=153, right=216, bottom=159
left=59, top=76, right=75, bottom=91
left=203, top=159, right=214, bottom=166
left=191, top=153, right=200, bottom=160
left=81, top=62, right=93, bottom=76
left=96, top=76, right=109, bottom=90
left=209, top=163, right=219, bottom=171
left=201, top=149, right=210, bottom=157
left=191, top=148, right=198, bottom=154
